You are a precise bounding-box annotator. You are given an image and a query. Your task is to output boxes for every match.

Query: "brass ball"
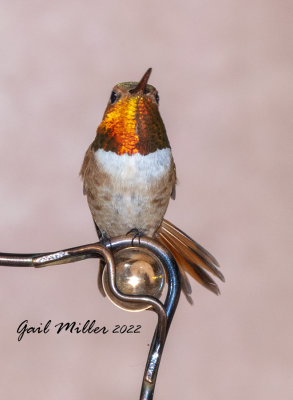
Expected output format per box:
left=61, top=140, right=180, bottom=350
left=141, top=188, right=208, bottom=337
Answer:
left=102, top=247, right=166, bottom=312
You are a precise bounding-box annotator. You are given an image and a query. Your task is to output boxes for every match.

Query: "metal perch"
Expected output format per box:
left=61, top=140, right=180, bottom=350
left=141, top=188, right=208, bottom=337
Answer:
left=0, top=235, right=181, bottom=400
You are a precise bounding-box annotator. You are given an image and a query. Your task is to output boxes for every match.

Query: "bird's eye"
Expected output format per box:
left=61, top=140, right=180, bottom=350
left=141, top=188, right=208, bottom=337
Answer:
left=155, top=93, right=160, bottom=104
left=110, top=91, right=118, bottom=104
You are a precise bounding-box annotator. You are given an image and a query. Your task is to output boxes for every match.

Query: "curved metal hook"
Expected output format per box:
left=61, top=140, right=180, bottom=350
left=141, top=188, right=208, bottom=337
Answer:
left=0, top=236, right=181, bottom=400
left=109, top=237, right=181, bottom=399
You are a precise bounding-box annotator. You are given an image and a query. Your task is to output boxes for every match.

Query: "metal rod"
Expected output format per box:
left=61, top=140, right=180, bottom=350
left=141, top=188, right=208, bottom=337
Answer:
left=0, top=236, right=181, bottom=400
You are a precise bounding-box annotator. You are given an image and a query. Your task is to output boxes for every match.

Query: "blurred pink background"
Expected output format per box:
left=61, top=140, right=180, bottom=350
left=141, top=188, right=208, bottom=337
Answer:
left=0, top=1, right=292, bottom=399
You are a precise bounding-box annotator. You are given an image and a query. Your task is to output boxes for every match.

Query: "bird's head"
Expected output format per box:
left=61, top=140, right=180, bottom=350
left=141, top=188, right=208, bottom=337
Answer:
left=93, top=68, right=170, bottom=156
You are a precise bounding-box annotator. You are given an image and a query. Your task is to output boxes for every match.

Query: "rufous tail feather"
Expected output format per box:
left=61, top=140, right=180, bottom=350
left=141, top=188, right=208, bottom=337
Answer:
left=155, top=219, right=224, bottom=303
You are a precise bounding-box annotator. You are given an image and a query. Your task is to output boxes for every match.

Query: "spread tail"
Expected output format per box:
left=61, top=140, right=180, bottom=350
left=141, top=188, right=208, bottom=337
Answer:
left=155, top=219, right=224, bottom=304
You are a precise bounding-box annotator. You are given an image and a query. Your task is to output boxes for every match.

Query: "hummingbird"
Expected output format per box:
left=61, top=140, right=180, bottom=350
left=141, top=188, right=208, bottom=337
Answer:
left=80, top=68, right=224, bottom=302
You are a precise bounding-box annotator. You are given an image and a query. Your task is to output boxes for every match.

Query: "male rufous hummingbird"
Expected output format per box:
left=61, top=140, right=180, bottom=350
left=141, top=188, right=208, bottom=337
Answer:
left=80, top=68, right=224, bottom=302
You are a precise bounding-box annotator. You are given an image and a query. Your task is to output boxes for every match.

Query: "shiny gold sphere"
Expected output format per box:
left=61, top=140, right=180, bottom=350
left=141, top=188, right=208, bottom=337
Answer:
left=102, top=247, right=166, bottom=311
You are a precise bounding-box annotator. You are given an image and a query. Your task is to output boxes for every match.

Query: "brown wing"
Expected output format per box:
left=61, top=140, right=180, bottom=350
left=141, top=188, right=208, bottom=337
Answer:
left=80, top=146, right=92, bottom=195
left=170, top=160, right=177, bottom=200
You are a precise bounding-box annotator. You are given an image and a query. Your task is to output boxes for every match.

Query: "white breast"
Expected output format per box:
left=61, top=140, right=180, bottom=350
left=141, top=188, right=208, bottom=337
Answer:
left=91, top=147, right=173, bottom=236
left=95, top=148, right=172, bottom=186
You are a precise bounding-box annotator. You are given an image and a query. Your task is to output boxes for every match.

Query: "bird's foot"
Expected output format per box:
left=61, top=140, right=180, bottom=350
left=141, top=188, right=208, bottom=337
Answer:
left=127, top=228, right=145, bottom=246
left=99, top=231, right=112, bottom=249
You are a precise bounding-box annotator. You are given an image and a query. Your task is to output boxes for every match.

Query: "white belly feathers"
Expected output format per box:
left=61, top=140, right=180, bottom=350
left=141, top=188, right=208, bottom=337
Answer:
left=95, top=148, right=172, bottom=186
left=91, top=148, right=173, bottom=236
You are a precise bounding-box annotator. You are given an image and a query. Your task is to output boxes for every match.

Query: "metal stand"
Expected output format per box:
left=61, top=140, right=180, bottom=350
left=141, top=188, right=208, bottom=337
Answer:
left=0, top=236, right=181, bottom=400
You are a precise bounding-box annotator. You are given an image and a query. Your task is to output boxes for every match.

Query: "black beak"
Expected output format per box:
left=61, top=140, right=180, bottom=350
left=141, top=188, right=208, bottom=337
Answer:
left=129, top=68, right=152, bottom=94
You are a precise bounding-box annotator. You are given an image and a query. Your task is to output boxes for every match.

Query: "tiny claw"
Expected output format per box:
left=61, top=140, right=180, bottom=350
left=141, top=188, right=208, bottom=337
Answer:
left=99, top=231, right=112, bottom=249
left=127, top=228, right=145, bottom=246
